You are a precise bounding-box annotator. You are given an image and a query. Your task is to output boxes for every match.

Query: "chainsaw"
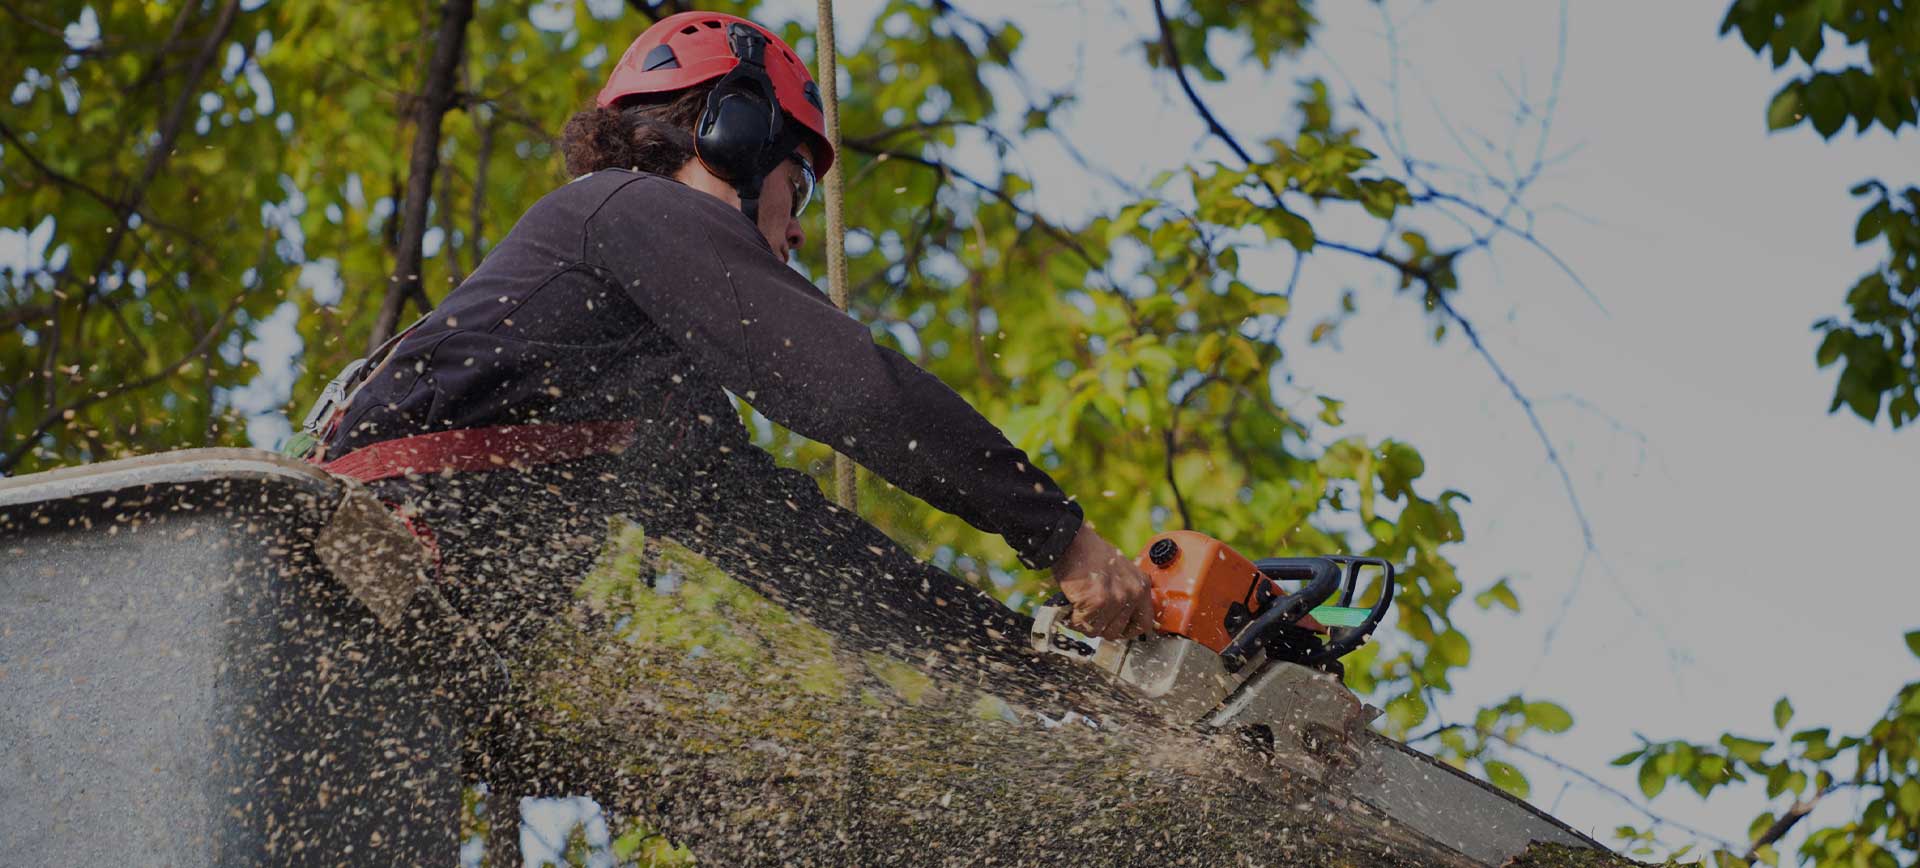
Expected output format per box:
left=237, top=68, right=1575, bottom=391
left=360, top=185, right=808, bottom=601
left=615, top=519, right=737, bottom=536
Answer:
left=1030, top=530, right=1394, bottom=764
left=1030, top=530, right=1610, bottom=864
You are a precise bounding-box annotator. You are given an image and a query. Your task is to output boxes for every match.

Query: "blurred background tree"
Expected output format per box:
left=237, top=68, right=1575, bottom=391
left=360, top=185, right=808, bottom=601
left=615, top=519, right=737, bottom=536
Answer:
left=1718, top=0, right=1920, bottom=428
left=1, top=0, right=1559, bottom=779
left=1602, top=5, right=1920, bottom=867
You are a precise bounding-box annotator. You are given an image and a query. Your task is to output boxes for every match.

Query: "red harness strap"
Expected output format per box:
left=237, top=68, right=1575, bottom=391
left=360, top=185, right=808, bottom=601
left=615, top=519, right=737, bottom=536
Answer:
left=319, top=419, right=640, bottom=484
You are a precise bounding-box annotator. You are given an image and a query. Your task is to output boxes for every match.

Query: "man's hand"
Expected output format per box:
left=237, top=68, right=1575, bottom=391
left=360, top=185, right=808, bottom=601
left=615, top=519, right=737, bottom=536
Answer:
left=1050, top=523, right=1157, bottom=641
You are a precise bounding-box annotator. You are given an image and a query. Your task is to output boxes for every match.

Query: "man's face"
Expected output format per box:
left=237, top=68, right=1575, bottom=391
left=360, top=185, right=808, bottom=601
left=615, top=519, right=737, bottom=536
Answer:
left=755, top=149, right=815, bottom=262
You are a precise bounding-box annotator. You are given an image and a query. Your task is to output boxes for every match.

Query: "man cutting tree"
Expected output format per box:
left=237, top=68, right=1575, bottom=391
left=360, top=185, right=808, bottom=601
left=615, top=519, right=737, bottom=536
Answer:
left=301, top=11, right=1154, bottom=657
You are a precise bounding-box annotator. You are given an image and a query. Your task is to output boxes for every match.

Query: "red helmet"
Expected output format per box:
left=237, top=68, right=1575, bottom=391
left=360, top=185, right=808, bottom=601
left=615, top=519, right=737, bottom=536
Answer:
left=597, top=11, right=834, bottom=176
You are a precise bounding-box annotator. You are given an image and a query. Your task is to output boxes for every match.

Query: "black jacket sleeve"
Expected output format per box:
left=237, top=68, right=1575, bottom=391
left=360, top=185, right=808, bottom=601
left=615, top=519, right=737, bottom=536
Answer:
left=583, top=172, right=1084, bottom=570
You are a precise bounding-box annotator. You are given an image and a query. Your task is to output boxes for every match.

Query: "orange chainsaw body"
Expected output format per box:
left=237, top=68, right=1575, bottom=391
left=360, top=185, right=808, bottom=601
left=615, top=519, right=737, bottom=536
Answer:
left=1136, top=531, right=1325, bottom=654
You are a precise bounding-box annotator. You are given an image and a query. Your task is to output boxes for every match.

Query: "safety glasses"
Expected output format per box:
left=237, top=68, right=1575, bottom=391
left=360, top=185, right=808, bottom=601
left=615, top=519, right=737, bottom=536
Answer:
left=787, top=150, right=816, bottom=219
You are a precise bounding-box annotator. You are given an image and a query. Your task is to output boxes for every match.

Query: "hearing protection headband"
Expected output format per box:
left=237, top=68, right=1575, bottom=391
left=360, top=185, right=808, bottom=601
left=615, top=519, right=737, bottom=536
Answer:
left=695, top=23, right=808, bottom=225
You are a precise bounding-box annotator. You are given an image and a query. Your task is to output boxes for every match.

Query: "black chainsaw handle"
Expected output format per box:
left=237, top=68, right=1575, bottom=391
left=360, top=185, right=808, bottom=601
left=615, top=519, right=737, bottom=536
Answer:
left=1300, top=556, right=1396, bottom=667
left=1218, top=557, right=1341, bottom=673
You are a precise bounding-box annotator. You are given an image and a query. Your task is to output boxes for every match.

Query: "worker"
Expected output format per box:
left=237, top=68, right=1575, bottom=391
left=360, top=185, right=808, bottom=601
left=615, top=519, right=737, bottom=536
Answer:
left=306, top=11, right=1155, bottom=663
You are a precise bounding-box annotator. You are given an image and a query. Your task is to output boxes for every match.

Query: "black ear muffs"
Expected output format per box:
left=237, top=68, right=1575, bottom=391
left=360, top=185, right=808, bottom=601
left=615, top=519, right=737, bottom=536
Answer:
left=695, top=24, right=790, bottom=224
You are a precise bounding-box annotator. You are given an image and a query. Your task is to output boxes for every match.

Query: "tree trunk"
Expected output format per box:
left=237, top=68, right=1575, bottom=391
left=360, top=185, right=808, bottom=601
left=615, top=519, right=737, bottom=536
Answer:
left=458, top=511, right=1641, bottom=867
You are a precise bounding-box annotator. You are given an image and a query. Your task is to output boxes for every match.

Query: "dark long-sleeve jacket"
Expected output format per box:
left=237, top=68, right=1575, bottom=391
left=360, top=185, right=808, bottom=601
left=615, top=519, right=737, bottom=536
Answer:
left=327, top=169, right=1083, bottom=570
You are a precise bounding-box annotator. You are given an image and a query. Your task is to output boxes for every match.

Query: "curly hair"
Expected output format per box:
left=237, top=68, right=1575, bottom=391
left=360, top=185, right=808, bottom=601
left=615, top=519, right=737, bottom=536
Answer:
left=560, top=84, right=713, bottom=177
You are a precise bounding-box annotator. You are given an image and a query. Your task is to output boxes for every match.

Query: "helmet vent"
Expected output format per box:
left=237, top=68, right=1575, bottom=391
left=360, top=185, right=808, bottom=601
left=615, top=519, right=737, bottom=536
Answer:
left=642, top=45, right=679, bottom=71
left=703, top=20, right=722, bottom=28
left=679, top=25, right=699, bottom=35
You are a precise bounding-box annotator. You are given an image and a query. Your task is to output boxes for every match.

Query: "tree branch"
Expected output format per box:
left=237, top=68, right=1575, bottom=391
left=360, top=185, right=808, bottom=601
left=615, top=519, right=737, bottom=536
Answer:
left=369, top=0, right=475, bottom=351
left=1742, top=785, right=1842, bottom=864
left=1149, top=0, right=1256, bottom=167
left=0, top=117, right=208, bottom=246
left=0, top=294, right=246, bottom=474
left=15, top=0, right=236, bottom=471
left=847, top=142, right=1140, bottom=329
left=851, top=172, right=944, bottom=301
left=1162, top=373, right=1222, bottom=531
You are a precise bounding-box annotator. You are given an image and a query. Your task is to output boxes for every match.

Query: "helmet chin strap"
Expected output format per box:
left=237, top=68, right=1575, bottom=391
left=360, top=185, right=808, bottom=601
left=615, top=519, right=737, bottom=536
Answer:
left=735, top=178, right=764, bottom=226
left=730, top=142, right=795, bottom=229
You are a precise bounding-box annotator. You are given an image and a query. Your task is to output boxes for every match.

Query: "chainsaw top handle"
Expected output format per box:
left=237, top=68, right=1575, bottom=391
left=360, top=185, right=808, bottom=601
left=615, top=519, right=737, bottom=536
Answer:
left=1217, top=558, right=1341, bottom=673
left=1282, top=555, right=1396, bottom=667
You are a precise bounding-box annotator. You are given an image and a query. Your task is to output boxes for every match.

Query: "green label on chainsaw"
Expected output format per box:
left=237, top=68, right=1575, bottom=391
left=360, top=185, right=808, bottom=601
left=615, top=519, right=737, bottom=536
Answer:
left=1309, top=606, right=1371, bottom=628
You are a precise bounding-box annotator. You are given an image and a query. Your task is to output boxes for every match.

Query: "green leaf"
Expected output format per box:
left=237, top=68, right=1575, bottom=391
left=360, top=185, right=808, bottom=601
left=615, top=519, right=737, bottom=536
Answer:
left=1766, top=84, right=1803, bottom=130
left=1195, top=333, right=1225, bottom=371
left=1434, top=630, right=1472, bottom=667
left=1814, top=330, right=1846, bottom=368
left=1898, top=779, right=1920, bottom=815
left=1522, top=701, right=1573, bottom=734
left=1804, top=73, right=1847, bottom=137
left=1316, top=396, right=1345, bottom=426
left=1638, top=756, right=1668, bottom=800
left=1905, top=631, right=1920, bottom=659
left=1258, top=206, right=1317, bottom=252
left=1105, top=200, right=1157, bottom=244
left=1384, top=692, right=1429, bottom=732
left=1473, top=578, right=1520, bottom=613
left=1720, top=734, right=1771, bottom=763
left=1854, top=202, right=1889, bottom=244
left=1483, top=760, right=1530, bottom=799
left=1249, top=293, right=1292, bottom=317
left=1774, top=697, right=1794, bottom=730
left=1610, top=749, right=1646, bottom=767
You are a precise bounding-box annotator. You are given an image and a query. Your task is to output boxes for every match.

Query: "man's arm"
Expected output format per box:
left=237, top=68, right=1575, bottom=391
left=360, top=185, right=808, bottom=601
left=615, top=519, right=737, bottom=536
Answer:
left=585, top=173, right=1082, bottom=569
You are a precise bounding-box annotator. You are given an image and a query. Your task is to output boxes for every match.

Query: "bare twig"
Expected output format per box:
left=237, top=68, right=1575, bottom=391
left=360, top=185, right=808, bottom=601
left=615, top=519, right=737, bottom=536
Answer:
left=0, top=304, right=54, bottom=333
left=1163, top=373, right=1225, bottom=530
left=438, top=156, right=466, bottom=287
left=847, top=142, right=1137, bottom=326
left=1149, top=0, right=1606, bottom=621
left=1149, top=0, right=1256, bottom=167
left=470, top=115, right=495, bottom=267
left=1408, top=725, right=1740, bottom=853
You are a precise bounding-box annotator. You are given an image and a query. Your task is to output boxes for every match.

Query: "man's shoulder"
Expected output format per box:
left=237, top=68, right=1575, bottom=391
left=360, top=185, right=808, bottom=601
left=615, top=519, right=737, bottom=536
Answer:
left=559, top=168, right=711, bottom=214
left=567, top=168, right=763, bottom=247
left=549, top=168, right=664, bottom=211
